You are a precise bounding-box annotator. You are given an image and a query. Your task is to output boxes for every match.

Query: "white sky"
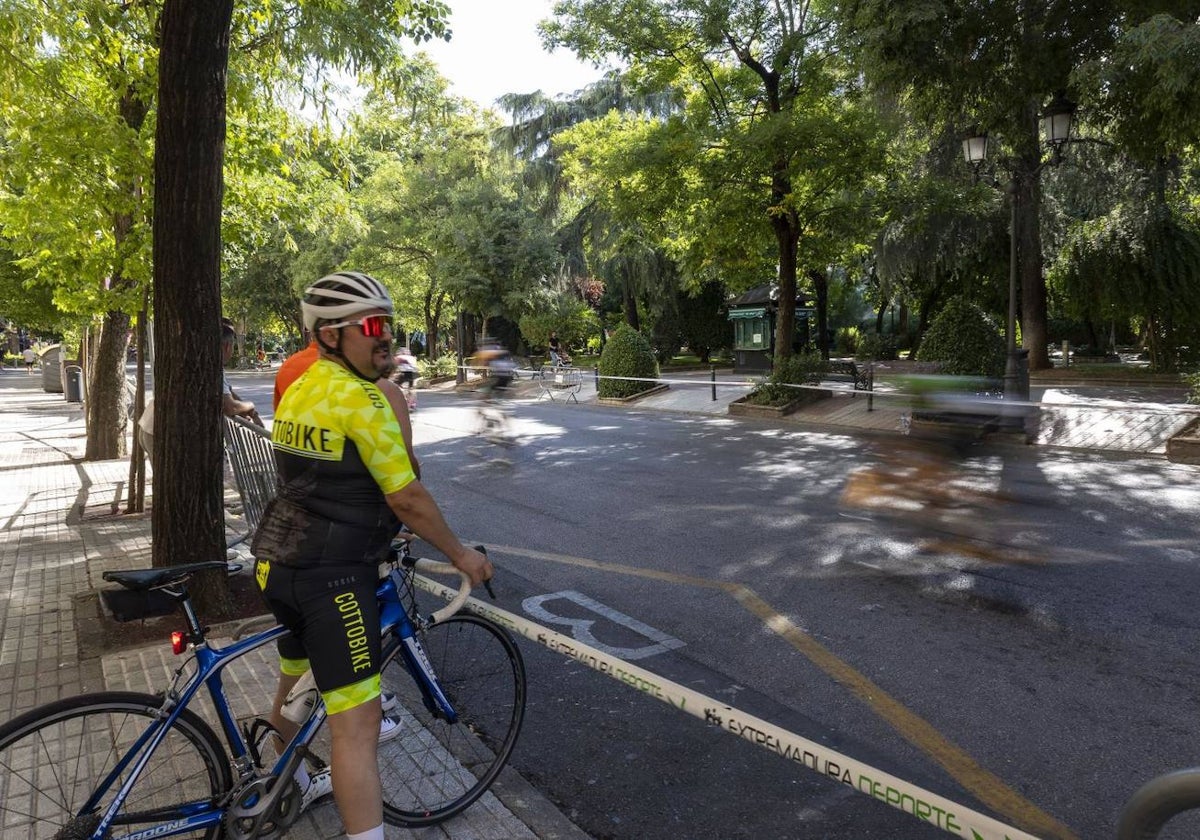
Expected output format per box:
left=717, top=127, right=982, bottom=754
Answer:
left=414, top=0, right=611, bottom=109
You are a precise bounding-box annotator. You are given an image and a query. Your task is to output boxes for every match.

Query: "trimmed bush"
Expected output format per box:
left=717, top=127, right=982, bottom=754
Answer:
left=598, top=325, right=660, bottom=399
left=746, top=352, right=827, bottom=406
left=417, top=355, right=458, bottom=380
left=834, top=326, right=861, bottom=356
left=916, top=298, right=1005, bottom=378
left=856, top=333, right=898, bottom=361
left=1187, top=372, right=1200, bottom=406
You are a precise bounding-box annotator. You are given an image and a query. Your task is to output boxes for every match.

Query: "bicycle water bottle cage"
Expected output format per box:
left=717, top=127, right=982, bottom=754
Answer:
left=242, top=717, right=281, bottom=769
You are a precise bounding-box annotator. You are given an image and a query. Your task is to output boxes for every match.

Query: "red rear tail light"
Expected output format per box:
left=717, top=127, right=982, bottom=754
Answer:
left=171, top=631, right=187, bottom=655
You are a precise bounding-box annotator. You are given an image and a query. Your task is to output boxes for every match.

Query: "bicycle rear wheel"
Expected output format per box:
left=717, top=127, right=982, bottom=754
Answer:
left=0, top=691, right=231, bottom=840
left=378, top=613, right=526, bottom=826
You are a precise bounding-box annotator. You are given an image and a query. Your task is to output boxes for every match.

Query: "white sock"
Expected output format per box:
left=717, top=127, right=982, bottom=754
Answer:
left=346, top=826, right=384, bottom=840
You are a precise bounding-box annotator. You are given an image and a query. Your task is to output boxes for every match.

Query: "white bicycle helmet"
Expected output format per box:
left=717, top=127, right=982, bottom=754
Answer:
left=301, top=271, right=393, bottom=332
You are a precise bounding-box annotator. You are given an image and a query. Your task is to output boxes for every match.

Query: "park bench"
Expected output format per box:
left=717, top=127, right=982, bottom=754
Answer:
left=826, top=359, right=872, bottom=392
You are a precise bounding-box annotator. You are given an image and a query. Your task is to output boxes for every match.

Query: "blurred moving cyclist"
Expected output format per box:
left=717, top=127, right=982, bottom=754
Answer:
left=251, top=271, right=492, bottom=840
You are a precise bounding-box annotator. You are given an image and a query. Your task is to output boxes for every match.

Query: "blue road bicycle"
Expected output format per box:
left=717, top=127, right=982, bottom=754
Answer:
left=0, top=541, right=526, bottom=840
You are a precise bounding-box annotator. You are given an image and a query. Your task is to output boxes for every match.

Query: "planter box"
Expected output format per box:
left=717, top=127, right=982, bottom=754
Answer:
left=728, top=388, right=829, bottom=418
left=596, top=383, right=669, bottom=405
left=1167, top=417, right=1200, bottom=465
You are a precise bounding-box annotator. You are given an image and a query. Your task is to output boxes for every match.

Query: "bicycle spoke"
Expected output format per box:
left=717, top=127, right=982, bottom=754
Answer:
left=377, top=614, right=526, bottom=827
left=0, top=693, right=229, bottom=840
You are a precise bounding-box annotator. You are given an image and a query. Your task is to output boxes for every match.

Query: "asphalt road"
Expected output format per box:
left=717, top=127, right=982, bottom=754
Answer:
left=230, top=372, right=1200, bottom=840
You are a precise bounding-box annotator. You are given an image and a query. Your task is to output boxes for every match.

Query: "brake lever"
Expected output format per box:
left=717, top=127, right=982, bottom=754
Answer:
left=474, top=544, right=497, bottom=600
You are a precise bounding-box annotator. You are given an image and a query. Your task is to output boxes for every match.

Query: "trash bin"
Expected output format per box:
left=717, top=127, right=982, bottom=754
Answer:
left=41, top=345, right=63, bottom=393
left=65, top=365, right=84, bottom=403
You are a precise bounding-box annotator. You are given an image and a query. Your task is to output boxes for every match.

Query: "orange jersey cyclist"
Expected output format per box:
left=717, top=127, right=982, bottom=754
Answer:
left=251, top=271, right=491, bottom=840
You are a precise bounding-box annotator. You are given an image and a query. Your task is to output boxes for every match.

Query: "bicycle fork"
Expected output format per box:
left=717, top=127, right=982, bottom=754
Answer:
left=379, top=568, right=458, bottom=722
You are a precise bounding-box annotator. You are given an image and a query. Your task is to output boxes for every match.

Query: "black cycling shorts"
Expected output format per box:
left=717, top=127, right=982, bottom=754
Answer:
left=255, top=559, right=382, bottom=714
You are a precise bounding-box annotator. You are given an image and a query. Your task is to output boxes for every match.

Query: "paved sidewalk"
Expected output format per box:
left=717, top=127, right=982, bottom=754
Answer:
left=0, top=369, right=587, bottom=840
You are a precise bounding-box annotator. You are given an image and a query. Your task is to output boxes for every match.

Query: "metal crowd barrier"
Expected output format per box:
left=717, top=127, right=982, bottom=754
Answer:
left=537, top=365, right=583, bottom=403
left=223, top=415, right=276, bottom=544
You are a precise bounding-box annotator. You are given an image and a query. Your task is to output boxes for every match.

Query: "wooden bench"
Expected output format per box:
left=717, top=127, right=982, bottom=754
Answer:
left=826, top=359, right=872, bottom=392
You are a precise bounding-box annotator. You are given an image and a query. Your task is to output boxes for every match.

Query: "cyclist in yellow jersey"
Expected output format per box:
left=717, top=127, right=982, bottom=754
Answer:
left=252, top=271, right=491, bottom=840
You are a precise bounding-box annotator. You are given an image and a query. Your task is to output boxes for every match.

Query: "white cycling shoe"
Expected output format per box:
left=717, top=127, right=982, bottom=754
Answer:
left=299, top=769, right=333, bottom=812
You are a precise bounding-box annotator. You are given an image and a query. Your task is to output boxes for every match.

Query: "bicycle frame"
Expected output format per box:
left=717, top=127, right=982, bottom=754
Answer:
left=86, top=567, right=456, bottom=840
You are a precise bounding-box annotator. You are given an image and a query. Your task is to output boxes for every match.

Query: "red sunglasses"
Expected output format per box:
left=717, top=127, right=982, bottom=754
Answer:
left=322, top=315, right=393, bottom=338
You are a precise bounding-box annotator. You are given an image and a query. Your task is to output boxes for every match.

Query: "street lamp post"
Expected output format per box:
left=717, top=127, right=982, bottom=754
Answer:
left=962, top=92, right=1076, bottom=402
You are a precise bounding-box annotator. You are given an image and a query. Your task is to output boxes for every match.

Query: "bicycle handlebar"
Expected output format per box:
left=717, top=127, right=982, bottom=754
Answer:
left=409, top=557, right=473, bottom=625
left=1116, top=768, right=1200, bottom=839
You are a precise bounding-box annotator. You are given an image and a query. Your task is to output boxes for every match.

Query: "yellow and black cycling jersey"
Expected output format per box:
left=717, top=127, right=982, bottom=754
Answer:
left=251, top=358, right=415, bottom=568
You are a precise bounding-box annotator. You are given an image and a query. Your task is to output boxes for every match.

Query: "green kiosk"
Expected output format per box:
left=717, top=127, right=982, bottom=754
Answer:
left=727, top=284, right=814, bottom=373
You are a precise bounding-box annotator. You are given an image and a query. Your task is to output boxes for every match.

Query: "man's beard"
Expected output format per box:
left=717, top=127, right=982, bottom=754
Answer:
left=372, top=340, right=394, bottom=378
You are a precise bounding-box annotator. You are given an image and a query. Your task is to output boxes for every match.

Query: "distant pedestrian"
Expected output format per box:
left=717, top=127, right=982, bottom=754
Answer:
left=392, top=347, right=419, bottom=410
left=21, top=347, right=36, bottom=374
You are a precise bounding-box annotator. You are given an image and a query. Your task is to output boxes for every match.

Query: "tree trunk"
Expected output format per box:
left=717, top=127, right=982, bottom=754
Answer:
left=84, top=312, right=131, bottom=460
left=126, top=304, right=148, bottom=513
left=1016, top=106, right=1051, bottom=371
left=807, top=269, right=829, bottom=361
left=622, top=277, right=639, bottom=331
left=911, top=275, right=944, bottom=356
left=83, top=86, right=149, bottom=462
left=423, top=285, right=445, bottom=357
left=772, top=214, right=799, bottom=365
left=151, top=0, right=235, bottom=617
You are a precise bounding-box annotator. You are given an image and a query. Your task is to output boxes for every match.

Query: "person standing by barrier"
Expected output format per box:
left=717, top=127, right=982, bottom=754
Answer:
left=274, top=341, right=318, bottom=409
left=252, top=272, right=485, bottom=839
left=221, top=322, right=263, bottom=426
left=21, top=346, right=36, bottom=374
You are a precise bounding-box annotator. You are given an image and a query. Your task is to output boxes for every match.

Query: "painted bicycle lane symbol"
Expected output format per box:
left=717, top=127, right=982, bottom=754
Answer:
left=521, top=590, right=685, bottom=661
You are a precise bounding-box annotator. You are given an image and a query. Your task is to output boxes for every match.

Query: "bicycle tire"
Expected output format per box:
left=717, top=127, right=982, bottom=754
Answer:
left=0, top=691, right=232, bottom=840
left=378, top=613, right=526, bottom=826
left=1117, top=769, right=1200, bottom=840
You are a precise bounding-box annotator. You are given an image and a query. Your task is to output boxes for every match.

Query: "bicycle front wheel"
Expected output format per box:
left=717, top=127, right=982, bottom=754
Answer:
left=379, top=613, right=526, bottom=826
left=0, top=691, right=231, bottom=840
left=1118, top=769, right=1200, bottom=840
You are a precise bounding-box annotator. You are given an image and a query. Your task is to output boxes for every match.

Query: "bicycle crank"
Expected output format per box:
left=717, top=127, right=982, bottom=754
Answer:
left=223, top=775, right=301, bottom=840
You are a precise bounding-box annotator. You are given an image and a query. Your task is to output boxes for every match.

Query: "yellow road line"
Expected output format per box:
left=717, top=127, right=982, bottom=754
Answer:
left=491, top=542, right=1078, bottom=840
